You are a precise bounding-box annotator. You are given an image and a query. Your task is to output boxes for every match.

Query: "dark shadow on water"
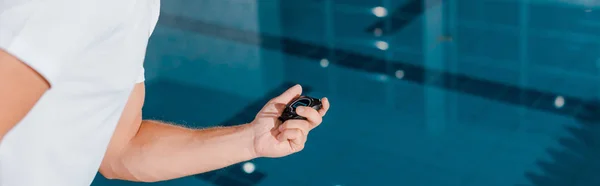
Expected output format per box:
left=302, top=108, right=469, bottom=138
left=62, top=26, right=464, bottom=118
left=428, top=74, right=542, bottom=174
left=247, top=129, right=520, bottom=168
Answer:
left=523, top=100, right=600, bottom=186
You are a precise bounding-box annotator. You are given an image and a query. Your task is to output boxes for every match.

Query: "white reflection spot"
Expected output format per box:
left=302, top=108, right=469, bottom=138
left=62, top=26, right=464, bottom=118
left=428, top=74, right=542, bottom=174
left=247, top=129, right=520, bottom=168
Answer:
left=372, top=6, right=388, bottom=17
left=374, top=28, right=383, bottom=36
left=242, top=162, right=255, bottom=174
left=395, top=70, right=405, bottom=79
left=554, top=96, right=565, bottom=108
left=375, top=41, right=389, bottom=50
left=320, top=58, right=329, bottom=68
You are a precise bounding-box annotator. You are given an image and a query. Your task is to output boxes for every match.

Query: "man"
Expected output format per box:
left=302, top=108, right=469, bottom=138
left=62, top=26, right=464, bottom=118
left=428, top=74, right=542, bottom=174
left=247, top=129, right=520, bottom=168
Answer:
left=0, top=0, right=330, bottom=185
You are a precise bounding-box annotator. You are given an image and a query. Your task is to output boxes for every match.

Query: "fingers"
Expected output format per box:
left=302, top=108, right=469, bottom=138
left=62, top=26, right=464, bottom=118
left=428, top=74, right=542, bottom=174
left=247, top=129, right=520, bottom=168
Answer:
left=277, top=128, right=306, bottom=151
left=295, top=106, right=322, bottom=128
left=278, top=120, right=310, bottom=151
left=272, top=84, right=302, bottom=103
left=277, top=100, right=329, bottom=153
left=279, top=119, right=310, bottom=134
left=318, top=97, right=330, bottom=116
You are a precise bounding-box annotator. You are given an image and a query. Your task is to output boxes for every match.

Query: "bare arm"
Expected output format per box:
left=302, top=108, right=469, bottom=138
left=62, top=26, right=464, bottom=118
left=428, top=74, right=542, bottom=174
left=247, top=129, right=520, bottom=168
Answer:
left=0, top=49, right=50, bottom=141
left=100, top=83, right=256, bottom=182
left=100, top=84, right=329, bottom=182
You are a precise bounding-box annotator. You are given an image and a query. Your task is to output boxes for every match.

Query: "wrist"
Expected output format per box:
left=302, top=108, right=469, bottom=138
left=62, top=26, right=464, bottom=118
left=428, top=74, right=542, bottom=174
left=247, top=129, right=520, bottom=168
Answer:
left=240, top=123, right=259, bottom=159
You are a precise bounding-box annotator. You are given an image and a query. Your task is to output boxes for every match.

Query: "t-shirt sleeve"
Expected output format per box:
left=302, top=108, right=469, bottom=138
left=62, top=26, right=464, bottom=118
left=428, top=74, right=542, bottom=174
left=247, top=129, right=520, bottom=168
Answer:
left=136, top=66, right=145, bottom=83
left=0, top=2, right=124, bottom=86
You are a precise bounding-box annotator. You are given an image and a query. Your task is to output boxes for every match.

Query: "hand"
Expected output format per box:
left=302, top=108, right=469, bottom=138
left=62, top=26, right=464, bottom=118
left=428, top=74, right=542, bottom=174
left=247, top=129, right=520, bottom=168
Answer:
left=250, top=84, right=330, bottom=158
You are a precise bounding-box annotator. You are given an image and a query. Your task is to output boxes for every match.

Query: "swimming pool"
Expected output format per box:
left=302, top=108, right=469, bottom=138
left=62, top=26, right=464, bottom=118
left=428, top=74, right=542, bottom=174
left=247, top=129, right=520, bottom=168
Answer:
left=92, top=0, right=600, bottom=185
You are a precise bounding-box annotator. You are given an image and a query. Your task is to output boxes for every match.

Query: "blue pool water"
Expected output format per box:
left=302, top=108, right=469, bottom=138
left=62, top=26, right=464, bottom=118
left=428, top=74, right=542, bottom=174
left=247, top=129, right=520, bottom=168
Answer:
left=92, top=0, right=600, bottom=185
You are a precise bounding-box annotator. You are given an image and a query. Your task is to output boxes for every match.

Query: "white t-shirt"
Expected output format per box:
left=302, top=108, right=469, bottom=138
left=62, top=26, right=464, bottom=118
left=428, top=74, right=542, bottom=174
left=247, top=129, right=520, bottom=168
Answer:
left=0, top=0, right=160, bottom=185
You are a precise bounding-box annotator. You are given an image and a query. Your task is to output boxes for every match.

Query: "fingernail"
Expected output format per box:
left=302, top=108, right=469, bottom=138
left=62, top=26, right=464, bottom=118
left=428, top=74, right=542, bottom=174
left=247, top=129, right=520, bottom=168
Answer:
left=296, top=106, right=305, bottom=113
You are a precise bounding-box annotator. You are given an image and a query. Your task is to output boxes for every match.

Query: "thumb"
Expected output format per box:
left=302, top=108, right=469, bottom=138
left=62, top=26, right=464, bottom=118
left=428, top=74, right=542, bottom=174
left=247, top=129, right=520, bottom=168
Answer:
left=273, top=84, right=302, bottom=103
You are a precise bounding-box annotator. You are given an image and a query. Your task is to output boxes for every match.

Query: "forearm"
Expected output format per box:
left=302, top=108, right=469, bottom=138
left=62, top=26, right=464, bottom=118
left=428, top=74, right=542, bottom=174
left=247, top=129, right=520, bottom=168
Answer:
left=106, top=120, right=257, bottom=182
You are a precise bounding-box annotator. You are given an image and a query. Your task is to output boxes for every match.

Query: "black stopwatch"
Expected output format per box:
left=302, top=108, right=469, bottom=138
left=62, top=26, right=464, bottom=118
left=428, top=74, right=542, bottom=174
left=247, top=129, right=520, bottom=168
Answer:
left=279, top=96, right=323, bottom=122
